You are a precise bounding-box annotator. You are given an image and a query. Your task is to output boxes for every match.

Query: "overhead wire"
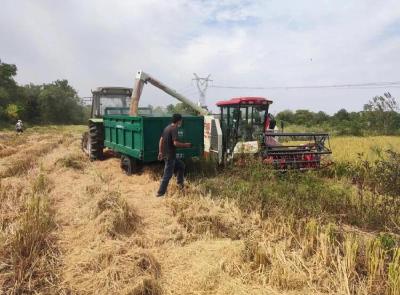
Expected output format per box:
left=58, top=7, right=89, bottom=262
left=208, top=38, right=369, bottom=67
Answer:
left=210, top=81, right=400, bottom=90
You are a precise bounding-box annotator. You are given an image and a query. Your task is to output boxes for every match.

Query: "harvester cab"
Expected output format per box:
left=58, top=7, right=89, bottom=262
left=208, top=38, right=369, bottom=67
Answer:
left=216, top=97, right=272, bottom=159
left=216, top=96, right=332, bottom=169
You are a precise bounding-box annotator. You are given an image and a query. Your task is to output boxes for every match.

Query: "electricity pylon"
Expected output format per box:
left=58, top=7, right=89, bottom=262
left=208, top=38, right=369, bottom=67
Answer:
left=193, top=73, right=212, bottom=108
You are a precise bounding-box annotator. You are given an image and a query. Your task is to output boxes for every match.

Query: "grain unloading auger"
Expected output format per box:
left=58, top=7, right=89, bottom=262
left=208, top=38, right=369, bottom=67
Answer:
left=129, top=70, right=332, bottom=170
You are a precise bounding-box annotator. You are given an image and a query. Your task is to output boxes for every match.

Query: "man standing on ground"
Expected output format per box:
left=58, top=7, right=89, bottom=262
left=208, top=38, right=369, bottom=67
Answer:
left=157, top=114, right=192, bottom=197
left=15, top=120, right=23, bottom=134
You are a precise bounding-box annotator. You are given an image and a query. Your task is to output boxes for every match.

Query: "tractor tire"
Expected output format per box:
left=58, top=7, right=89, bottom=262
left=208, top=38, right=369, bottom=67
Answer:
left=88, top=123, right=104, bottom=161
left=81, top=131, right=89, bottom=155
left=120, top=155, right=142, bottom=175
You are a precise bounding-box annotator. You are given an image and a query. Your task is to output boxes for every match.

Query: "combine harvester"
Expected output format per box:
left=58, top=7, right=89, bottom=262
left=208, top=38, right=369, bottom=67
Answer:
left=82, top=70, right=331, bottom=172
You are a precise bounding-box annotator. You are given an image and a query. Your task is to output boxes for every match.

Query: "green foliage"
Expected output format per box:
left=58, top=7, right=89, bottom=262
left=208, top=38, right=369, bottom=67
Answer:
left=0, top=60, right=19, bottom=120
left=0, top=59, right=86, bottom=125
left=201, top=161, right=354, bottom=220
left=377, top=233, right=397, bottom=252
left=370, top=150, right=400, bottom=198
left=323, top=150, right=400, bottom=231
left=4, top=104, right=22, bottom=120
left=21, top=84, right=42, bottom=123
left=38, top=80, right=84, bottom=124
left=198, top=155, right=400, bottom=233
left=336, top=150, right=400, bottom=199
left=276, top=93, right=400, bottom=136
left=167, top=102, right=198, bottom=115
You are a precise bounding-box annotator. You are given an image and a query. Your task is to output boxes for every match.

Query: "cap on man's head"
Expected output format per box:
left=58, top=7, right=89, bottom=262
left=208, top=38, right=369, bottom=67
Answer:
left=172, top=113, right=182, bottom=123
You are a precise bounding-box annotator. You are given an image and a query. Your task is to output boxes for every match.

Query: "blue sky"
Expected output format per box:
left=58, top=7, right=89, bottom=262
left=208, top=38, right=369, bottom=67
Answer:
left=1, top=0, right=400, bottom=114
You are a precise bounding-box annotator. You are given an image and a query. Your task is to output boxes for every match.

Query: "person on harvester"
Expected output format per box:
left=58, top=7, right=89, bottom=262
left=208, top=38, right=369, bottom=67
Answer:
left=15, top=120, right=23, bottom=134
left=156, top=114, right=192, bottom=197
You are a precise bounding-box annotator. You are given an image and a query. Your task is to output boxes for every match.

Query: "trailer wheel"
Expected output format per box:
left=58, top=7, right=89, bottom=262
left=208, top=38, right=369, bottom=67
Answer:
left=88, top=122, right=104, bottom=160
left=120, top=155, right=142, bottom=175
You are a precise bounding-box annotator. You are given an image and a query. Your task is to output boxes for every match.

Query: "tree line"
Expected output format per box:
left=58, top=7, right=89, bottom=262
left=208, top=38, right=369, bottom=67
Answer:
left=276, top=92, right=400, bottom=135
left=1, top=58, right=399, bottom=135
left=0, top=59, right=87, bottom=125
left=161, top=94, right=400, bottom=136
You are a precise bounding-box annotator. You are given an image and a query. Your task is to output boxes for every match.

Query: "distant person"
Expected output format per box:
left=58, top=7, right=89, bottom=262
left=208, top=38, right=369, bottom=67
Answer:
left=156, top=114, right=192, bottom=197
left=15, top=120, right=23, bottom=134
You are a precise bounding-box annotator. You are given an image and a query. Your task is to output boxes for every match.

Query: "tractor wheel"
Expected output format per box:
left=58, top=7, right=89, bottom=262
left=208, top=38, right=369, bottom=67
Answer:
left=88, top=123, right=104, bottom=161
left=81, top=131, right=89, bottom=155
left=120, top=155, right=142, bottom=175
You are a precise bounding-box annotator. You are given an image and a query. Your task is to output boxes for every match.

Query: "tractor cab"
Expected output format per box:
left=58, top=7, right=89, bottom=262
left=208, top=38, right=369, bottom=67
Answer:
left=216, top=97, right=273, bottom=157
left=91, top=87, right=133, bottom=117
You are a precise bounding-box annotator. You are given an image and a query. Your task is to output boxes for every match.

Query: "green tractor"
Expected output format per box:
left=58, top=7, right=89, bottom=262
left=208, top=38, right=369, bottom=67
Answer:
left=81, top=87, right=152, bottom=160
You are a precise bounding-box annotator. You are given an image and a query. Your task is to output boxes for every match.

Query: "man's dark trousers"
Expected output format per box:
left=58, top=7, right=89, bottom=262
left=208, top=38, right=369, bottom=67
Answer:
left=157, top=158, right=185, bottom=196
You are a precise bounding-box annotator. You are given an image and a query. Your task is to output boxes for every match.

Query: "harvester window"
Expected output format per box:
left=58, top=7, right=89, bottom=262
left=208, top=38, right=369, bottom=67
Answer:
left=253, top=107, right=266, bottom=125
left=237, top=107, right=252, bottom=141
left=250, top=106, right=268, bottom=141
left=220, top=108, right=228, bottom=134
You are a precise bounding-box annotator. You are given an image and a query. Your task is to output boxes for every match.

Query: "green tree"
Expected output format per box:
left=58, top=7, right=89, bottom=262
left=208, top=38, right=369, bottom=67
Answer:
left=276, top=110, right=295, bottom=124
left=21, top=84, right=42, bottom=122
left=333, top=109, right=350, bottom=122
left=4, top=104, right=21, bottom=121
left=166, top=104, right=175, bottom=114
left=363, top=93, right=400, bottom=135
left=314, top=111, right=329, bottom=124
left=38, top=80, right=84, bottom=124
left=0, top=59, right=87, bottom=125
left=0, top=60, right=19, bottom=120
left=293, top=109, right=315, bottom=126
left=166, top=102, right=198, bottom=115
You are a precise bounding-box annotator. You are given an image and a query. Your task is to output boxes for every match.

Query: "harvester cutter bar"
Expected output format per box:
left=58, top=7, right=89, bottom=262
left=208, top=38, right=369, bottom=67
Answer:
left=265, top=150, right=331, bottom=156
left=264, top=132, right=332, bottom=154
left=262, top=132, right=332, bottom=170
left=265, top=132, right=329, bottom=137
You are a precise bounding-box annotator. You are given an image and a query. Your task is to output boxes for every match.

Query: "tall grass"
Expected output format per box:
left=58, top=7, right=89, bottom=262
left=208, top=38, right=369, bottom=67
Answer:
left=0, top=174, right=57, bottom=293
left=194, top=150, right=400, bottom=233
left=330, top=136, right=400, bottom=162
left=0, top=141, right=59, bottom=178
left=176, top=149, right=400, bottom=293
left=247, top=218, right=398, bottom=293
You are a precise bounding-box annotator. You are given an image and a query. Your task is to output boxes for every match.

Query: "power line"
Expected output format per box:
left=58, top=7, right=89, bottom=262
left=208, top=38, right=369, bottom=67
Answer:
left=210, top=81, right=400, bottom=90
left=176, top=84, right=195, bottom=93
